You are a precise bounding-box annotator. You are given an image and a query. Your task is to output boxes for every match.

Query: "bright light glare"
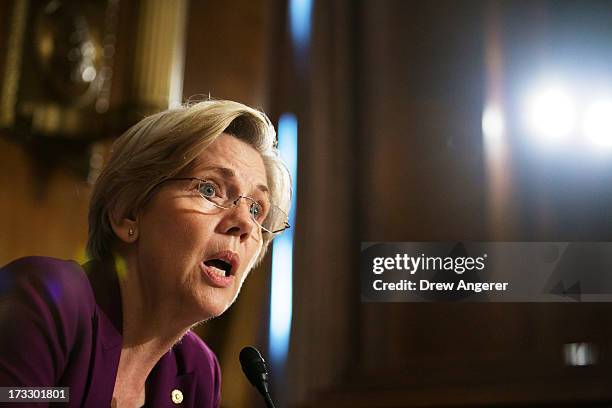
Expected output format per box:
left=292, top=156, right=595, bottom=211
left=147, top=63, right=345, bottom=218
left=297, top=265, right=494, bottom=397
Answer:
left=583, top=99, right=612, bottom=148
left=269, top=237, right=293, bottom=362
left=289, top=0, right=312, bottom=52
left=269, top=113, right=297, bottom=365
left=482, top=105, right=505, bottom=142
left=525, top=86, right=575, bottom=142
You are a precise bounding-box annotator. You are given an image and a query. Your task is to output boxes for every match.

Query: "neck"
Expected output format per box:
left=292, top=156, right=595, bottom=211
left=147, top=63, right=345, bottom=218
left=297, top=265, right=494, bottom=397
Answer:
left=111, top=251, right=196, bottom=404
left=118, top=254, right=195, bottom=349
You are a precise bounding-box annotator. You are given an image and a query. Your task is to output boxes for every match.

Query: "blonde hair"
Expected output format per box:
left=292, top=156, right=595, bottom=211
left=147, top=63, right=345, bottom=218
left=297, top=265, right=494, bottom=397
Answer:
left=87, top=100, right=291, bottom=264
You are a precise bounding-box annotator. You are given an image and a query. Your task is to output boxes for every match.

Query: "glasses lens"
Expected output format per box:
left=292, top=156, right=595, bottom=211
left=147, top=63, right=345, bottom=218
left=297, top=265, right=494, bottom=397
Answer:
left=261, top=205, right=289, bottom=233
left=193, top=179, right=228, bottom=213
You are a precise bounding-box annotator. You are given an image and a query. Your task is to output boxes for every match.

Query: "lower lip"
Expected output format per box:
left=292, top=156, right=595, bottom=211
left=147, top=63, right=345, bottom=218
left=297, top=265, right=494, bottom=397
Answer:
left=200, top=262, right=235, bottom=288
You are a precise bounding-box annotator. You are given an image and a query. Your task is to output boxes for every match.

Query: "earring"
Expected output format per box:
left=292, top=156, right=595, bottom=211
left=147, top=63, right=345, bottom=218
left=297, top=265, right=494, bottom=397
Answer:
left=128, top=228, right=135, bottom=237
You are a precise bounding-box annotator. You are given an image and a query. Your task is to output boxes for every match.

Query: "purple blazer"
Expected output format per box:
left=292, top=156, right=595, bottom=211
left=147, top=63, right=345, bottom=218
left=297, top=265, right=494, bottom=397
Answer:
left=0, top=256, right=221, bottom=407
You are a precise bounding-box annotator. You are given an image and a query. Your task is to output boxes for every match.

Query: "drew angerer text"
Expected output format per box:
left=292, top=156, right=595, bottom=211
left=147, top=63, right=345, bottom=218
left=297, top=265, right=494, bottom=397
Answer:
left=372, top=279, right=509, bottom=293
left=369, top=253, right=508, bottom=293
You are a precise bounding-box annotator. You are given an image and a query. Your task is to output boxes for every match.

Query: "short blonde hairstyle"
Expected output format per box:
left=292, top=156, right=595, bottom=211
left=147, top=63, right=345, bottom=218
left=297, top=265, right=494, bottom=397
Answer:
left=87, top=99, right=291, bottom=264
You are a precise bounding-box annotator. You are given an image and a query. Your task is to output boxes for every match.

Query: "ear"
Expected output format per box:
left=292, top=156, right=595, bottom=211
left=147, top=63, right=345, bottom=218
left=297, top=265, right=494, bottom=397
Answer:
left=109, top=208, right=139, bottom=243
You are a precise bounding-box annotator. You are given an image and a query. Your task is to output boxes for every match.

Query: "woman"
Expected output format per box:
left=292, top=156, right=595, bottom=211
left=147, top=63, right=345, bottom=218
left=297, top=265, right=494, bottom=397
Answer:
left=0, top=100, right=291, bottom=407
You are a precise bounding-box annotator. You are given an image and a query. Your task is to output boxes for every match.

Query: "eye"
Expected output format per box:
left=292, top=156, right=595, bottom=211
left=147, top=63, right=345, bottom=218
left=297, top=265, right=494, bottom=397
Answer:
left=249, top=202, right=265, bottom=221
left=198, top=181, right=219, bottom=198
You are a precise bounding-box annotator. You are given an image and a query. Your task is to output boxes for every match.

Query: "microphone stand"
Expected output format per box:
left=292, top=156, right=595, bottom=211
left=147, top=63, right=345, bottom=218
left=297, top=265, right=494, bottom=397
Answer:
left=264, top=392, right=276, bottom=408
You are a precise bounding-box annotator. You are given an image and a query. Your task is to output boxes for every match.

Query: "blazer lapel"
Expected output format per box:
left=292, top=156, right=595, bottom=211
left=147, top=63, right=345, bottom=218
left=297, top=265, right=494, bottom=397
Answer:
left=80, top=305, right=122, bottom=407
left=80, top=259, right=123, bottom=407
left=146, top=350, right=196, bottom=407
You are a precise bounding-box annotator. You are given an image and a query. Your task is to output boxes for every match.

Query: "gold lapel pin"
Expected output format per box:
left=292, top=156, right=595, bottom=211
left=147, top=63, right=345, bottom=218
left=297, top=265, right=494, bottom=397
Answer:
left=171, top=389, right=183, bottom=404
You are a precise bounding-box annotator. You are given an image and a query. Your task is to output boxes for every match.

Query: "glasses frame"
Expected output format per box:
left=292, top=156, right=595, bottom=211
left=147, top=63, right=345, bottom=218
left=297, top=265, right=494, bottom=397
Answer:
left=153, top=177, right=291, bottom=235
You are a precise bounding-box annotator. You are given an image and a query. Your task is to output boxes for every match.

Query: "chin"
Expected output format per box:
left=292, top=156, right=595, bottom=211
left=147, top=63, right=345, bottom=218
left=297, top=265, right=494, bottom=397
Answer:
left=196, top=292, right=236, bottom=321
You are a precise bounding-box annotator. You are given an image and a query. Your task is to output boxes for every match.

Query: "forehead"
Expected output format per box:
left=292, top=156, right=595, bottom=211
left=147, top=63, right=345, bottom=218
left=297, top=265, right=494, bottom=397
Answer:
left=192, top=133, right=268, bottom=191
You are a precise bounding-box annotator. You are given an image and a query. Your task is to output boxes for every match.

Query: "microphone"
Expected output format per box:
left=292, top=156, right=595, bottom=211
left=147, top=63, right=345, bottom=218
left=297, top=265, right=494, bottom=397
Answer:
left=239, top=346, right=276, bottom=408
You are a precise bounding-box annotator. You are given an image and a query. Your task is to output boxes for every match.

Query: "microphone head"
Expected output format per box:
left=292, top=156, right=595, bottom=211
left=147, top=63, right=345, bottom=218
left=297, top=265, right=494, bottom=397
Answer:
left=239, top=346, right=270, bottom=394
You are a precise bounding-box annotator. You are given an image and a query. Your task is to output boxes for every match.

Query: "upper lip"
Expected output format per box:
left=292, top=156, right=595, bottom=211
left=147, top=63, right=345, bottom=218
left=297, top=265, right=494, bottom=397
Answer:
left=205, top=250, right=240, bottom=276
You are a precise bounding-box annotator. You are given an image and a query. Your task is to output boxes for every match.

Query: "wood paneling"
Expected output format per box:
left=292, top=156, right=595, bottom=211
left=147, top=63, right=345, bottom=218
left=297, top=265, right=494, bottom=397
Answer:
left=182, top=0, right=271, bottom=107
left=0, top=137, right=90, bottom=265
left=287, top=1, right=612, bottom=407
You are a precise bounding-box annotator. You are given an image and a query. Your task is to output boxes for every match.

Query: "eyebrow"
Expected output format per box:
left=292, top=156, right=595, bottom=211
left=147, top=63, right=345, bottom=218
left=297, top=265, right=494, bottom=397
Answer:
left=199, top=166, right=269, bottom=195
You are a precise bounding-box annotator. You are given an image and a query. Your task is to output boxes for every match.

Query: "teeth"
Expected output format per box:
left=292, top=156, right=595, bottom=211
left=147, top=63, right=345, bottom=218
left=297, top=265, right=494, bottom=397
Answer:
left=205, top=258, right=231, bottom=276
left=209, top=266, right=226, bottom=277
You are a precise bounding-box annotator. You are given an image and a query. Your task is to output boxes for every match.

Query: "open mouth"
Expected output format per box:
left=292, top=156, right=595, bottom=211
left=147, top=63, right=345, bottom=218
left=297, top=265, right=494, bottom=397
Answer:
left=204, top=258, right=233, bottom=277
left=203, top=251, right=239, bottom=279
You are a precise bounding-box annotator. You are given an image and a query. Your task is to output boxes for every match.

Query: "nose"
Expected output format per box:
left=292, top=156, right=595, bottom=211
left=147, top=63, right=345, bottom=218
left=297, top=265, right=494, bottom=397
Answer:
left=217, top=198, right=257, bottom=242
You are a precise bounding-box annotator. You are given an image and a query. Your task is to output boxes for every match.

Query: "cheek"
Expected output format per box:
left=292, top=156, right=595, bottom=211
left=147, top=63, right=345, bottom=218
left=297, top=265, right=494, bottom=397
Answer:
left=241, top=242, right=263, bottom=279
left=139, top=210, right=214, bottom=267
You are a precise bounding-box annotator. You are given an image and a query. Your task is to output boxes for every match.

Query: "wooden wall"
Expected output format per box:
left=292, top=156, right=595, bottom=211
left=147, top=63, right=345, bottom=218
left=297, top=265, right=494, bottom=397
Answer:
left=287, top=1, right=612, bottom=407
left=0, top=139, right=91, bottom=264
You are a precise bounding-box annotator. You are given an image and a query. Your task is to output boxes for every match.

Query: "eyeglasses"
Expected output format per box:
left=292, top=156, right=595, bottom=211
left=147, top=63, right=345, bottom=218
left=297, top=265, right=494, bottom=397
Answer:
left=156, top=177, right=290, bottom=235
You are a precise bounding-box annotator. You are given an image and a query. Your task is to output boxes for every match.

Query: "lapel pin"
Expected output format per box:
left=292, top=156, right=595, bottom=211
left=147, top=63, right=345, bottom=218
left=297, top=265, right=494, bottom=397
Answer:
left=171, top=389, right=183, bottom=404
